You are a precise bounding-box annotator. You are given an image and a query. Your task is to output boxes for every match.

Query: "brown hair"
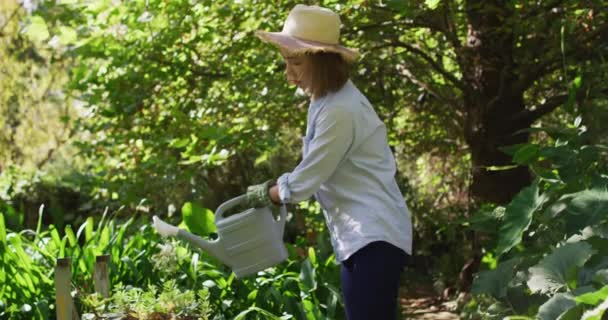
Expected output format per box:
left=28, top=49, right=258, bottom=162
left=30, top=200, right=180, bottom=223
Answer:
left=305, top=52, right=350, bottom=98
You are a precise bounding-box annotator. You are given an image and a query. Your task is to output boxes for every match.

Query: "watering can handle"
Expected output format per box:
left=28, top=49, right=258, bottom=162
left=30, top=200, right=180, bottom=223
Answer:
left=215, top=194, right=248, bottom=221
left=215, top=195, right=287, bottom=228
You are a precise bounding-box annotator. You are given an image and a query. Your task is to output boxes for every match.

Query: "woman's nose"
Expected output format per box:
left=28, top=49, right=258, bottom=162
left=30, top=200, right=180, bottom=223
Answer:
left=285, top=66, right=296, bottom=81
left=285, top=64, right=293, bottom=76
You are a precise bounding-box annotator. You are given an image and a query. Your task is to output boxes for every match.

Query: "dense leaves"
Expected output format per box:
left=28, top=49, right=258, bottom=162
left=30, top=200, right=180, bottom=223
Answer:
left=467, top=124, right=608, bottom=318
left=1, top=0, right=608, bottom=319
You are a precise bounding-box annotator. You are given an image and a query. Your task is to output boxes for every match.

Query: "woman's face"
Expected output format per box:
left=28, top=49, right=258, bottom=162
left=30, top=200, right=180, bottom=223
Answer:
left=280, top=49, right=313, bottom=94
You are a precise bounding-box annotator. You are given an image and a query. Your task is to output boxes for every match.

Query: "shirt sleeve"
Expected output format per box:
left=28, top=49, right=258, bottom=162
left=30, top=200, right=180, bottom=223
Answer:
left=277, top=106, right=354, bottom=203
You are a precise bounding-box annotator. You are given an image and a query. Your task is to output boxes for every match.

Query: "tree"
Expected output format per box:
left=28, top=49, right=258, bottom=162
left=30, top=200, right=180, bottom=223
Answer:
left=349, top=0, right=607, bottom=204
left=0, top=0, right=79, bottom=171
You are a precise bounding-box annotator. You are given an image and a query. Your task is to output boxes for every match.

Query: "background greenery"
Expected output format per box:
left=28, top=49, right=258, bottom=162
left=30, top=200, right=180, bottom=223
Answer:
left=0, top=0, right=606, bottom=319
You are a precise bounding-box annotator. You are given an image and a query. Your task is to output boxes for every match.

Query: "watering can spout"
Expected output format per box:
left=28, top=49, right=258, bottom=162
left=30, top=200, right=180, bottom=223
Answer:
left=152, top=216, right=228, bottom=263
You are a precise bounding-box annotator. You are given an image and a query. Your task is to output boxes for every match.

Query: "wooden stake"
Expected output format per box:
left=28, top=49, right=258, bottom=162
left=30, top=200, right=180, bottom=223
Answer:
left=94, top=255, right=110, bottom=298
left=54, top=258, right=72, bottom=320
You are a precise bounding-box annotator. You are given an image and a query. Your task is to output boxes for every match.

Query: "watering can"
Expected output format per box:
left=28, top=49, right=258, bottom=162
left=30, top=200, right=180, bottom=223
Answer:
left=152, top=195, right=288, bottom=278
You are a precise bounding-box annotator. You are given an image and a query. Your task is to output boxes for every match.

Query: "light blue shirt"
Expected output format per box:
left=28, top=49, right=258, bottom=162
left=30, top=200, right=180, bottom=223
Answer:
left=277, top=80, right=413, bottom=261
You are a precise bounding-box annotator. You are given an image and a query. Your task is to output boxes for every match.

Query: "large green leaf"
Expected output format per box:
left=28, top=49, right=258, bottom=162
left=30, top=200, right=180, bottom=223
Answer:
left=564, top=189, right=608, bottom=235
left=496, top=184, right=546, bottom=256
left=528, top=242, right=596, bottom=294
left=538, top=293, right=576, bottom=320
left=471, top=258, right=520, bottom=298
left=181, top=202, right=216, bottom=237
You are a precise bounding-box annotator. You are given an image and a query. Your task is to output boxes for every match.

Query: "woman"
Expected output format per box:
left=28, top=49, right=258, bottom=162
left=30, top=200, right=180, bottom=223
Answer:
left=246, top=5, right=413, bottom=320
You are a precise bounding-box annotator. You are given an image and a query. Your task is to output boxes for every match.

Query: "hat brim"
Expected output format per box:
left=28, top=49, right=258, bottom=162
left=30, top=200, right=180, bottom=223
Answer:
left=256, top=31, right=359, bottom=64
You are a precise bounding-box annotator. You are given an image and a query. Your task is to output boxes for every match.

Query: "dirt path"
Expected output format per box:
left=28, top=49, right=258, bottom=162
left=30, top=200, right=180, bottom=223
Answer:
left=399, top=287, right=460, bottom=320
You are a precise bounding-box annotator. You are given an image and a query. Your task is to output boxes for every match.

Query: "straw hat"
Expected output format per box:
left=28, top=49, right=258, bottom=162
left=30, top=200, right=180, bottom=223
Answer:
left=255, top=5, right=359, bottom=63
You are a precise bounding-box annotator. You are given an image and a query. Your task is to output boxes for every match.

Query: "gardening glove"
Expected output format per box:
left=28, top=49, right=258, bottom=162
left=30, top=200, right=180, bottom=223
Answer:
left=245, top=179, right=276, bottom=208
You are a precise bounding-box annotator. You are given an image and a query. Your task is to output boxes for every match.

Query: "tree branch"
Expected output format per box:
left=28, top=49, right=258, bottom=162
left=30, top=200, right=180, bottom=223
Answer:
left=511, top=94, right=568, bottom=126
left=394, top=62, right=462, bottom=109
left=389, top=40, right=466, bottom=91
left=522, top=0, right=567, bottom=19
left=0, top=9, right=19, bottom=35
left=442, top=0, right=462, bottom=50
left=515, top=23, right=608, bottom=93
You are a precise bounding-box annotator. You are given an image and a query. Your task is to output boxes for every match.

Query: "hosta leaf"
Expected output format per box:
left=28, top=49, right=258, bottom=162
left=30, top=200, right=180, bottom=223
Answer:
left=538, top=293, right=575, bottom=320
left=496, top=184, right=546, bottom=256
left=528, top=242, right=596, bottom=294
left=472, top=258, right=520, bottom=298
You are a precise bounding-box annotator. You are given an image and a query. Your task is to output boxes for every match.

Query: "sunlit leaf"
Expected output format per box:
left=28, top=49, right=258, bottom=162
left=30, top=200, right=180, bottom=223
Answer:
left=24, top=16, right=49, bottom=42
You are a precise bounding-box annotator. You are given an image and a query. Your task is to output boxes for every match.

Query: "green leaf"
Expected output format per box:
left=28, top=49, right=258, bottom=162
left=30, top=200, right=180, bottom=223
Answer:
left=496, top=184, right=546, bottom=256
left=576, top=285, right=608, bottom=305
left=527, top=242, right=596, bottom=294
left=538, top=293, right=576, bottom=320
left=64, top=225, right=77, bottom=247
left=35, top=205, right=44, bottom=242
left=234, top=306, right=283, bottom=320
left=299, top=259, right=317, bottom=293
left=564, top=189, right=608, bottom=235
left=85, top=217, right=94, bottom=242
left=0, top=213, right=6, bottom=247
left=181, top=202, right=216, bottom=237
left=471, top=258, right=520, bottom=298
left=581, top=299, right=608, bottom=320
left=24, top=16, right=50, bottom=42
left=58, top=26, right=77, bottom=44
left=513, top=144, right=540, bottom=165
left=169, top=137, right=190, bottom=148
left=559, top=305, right=585, bottom=320
left=424, top=0, right=441, bottom=10
left=308, top=247, right=317, bottom=267
left=564, top=76, right=583, bottom=113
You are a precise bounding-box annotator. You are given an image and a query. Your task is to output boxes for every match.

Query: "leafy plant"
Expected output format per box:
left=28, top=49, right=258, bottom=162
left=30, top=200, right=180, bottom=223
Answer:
left=0, top=202, right=345, bottom=319
left=81, top=281, right=212, bottom=319
left=466, top=119, right=608, bottom=318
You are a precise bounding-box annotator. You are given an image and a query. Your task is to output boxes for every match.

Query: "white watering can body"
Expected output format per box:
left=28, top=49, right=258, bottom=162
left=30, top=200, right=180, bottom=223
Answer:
left=153, top=195, right=288, bottom=278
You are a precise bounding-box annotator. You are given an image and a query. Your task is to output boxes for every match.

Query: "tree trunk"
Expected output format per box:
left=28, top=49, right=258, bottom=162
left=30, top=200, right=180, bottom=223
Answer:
left=462, top=0, right=532, bottom=205
left=456, top=0, right=534, bottom=291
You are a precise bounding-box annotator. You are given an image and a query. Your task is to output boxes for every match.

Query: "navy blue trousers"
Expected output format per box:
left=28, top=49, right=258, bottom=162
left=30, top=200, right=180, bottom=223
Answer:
left=341, top=241, right=407, bottom=320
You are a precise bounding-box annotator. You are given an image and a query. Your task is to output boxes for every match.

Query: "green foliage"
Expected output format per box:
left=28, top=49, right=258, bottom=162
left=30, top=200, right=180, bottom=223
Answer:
left=0, top=204, right=344, bottom=319
left=466, top=119, right=608, bottom=318
left=527, top=242, right=596, bottom=295
left=181, top=202, right=216, bottom=237
left=3, top=1, right=607, bottom=319
left=81, top=281, right=212, bottom=319
left=471, top=258, right=520, bottom=299
left=495, top=184, right=547, bottom=257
